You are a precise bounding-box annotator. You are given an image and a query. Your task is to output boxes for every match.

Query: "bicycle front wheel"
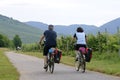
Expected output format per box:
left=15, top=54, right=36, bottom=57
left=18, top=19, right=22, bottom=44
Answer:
left=80, top=55, right=86, bottom=73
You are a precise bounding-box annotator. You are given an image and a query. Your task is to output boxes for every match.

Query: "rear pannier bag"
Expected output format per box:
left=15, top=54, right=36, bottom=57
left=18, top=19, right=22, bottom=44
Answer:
left=54, top=49, right=62, bottom=63
left=85, top=48, right=92, bottom=62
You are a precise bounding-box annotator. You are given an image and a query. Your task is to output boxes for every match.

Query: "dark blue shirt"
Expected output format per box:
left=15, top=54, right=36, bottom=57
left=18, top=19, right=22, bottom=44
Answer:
left=44, top=30, right=57, bottom=46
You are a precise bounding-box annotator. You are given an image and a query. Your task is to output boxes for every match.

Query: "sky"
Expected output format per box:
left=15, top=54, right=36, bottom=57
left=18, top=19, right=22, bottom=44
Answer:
left=0, top=0, right=120, bottom=27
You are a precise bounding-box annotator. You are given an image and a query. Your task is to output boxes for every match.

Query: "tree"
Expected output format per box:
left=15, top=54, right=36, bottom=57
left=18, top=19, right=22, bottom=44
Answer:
left=0, top=34, right=4, bottom=47
left=13, top=35, right=22, bottom=50
left=0, top=34, right=10, bottom=47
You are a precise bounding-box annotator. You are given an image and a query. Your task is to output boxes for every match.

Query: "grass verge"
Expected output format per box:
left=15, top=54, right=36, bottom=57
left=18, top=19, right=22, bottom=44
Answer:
left=87, top=59, right=120, bottom=76
left=0, top=48, right=19, bottom=80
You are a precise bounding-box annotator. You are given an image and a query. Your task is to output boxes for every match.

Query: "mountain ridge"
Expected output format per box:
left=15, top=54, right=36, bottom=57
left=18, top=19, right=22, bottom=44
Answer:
left=25, top=21, right=98, bottom=35
left=99, top=17, right=120, bottom=34
left=25, top=17, right=120, bottom=35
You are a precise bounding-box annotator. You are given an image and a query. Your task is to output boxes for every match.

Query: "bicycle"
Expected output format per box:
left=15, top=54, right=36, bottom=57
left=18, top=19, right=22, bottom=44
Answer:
left=45, top=48, right=62, bottom=73
left=45, top=48, right=55, bottom=73
left=75, top=47, right=86, bottom=73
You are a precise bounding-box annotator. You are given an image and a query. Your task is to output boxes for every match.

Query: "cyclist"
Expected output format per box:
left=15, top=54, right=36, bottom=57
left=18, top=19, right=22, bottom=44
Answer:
left=73, top=27, right=87, bottom=60
left=39, top=24, right=57, bottom=69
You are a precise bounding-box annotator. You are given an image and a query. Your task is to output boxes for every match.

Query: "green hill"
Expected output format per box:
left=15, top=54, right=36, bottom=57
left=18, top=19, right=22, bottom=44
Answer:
left=0, top=14, right=43, bottom=43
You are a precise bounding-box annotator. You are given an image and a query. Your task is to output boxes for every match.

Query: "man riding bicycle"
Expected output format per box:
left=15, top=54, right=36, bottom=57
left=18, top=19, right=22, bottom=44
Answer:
left=39, top=25, right=57, bottom=69
left=73, top=27, right=87, bottom=60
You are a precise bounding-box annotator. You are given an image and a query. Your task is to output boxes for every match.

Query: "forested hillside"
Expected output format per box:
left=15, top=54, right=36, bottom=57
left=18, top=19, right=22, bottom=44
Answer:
left=0, top=14, right=43, bottom=43
left=99, top=18, right=120, bottom=34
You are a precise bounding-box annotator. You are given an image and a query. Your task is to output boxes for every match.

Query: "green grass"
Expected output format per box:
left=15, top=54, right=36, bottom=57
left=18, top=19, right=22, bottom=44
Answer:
left=0, top=48, right=19, bottom=80
left=18, top=51, right=43, bottom=58
left=17, top=51, right=120, bottom=77
left=60, top=56, right=75, bottom=66
left=87, top=59, right=120, bottom=76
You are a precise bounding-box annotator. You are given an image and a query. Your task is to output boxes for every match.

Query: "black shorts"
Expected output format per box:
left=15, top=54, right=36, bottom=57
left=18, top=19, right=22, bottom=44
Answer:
left=43, top=45, right=56, bottom=56
left=74, top=44, right=86, bottom=50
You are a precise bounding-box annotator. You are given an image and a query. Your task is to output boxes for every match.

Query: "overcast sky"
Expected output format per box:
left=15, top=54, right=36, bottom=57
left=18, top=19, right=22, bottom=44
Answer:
left=0, top=0, right=120, bottom=26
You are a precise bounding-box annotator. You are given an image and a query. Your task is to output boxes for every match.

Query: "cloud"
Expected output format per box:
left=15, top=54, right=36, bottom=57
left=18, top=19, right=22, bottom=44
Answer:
left=0, top=0, right=120, bottom=26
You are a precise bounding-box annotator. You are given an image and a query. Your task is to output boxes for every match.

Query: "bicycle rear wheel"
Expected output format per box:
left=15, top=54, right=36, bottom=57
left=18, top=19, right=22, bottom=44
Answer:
left=75, top=59, right=80, bottom=71
left=81, top=61, right=86, bottom=73
left=75, top=52, right=81, bottom=71
left=79, top=54, right=86, bottom=73
left=49, top=58, right=54, bottom=73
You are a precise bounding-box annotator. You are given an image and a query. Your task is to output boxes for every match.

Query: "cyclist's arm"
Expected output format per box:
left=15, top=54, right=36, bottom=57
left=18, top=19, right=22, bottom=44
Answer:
left=73, top=33, right=77, bottom=41
left=85, top=35, right=87, bottom=44
left=39, top=35, right=45, bottom=44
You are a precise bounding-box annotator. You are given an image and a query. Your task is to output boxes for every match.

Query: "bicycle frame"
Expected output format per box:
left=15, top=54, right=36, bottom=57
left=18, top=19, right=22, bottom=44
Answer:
left=75, top=47, right=86, bottom=73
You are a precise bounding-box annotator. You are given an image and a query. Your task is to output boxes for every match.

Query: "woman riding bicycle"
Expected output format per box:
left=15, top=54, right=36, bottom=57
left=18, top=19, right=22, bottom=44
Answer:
left=73, top=27, right=87, bottom=60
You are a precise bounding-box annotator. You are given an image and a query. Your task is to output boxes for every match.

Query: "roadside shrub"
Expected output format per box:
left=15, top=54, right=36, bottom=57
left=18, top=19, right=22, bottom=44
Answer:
left=22, top=43, right=40, bottom=52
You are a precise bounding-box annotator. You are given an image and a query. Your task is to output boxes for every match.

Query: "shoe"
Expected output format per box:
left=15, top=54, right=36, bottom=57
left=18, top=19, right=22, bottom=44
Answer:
left=43, top=64, right=48, bottom=69
left=75, top=58, right=78, bottom=61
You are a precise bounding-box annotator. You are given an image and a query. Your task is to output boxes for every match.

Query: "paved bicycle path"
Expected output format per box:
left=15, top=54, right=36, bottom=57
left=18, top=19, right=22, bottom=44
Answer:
left=5, top=52, right=120, bottom=80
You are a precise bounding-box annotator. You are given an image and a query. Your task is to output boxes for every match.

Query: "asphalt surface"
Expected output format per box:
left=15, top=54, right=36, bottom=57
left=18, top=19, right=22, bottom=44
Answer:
left=5, top=52, right=120, bottom=80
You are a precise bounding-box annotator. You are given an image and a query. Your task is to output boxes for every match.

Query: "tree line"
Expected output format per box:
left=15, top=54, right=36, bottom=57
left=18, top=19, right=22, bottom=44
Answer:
left=21, top=32, right=120, bottom=56
left=0, top=34, right=22, bottom=50
left=0, top=32, right=120, bottom=56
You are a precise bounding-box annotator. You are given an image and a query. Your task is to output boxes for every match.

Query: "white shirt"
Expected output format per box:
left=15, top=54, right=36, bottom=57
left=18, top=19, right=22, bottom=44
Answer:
left=75, top=32, right=86, bottom=44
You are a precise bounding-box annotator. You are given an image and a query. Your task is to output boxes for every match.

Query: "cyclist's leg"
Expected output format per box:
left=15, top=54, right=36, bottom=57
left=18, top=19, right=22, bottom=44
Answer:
left=75, top=44, right=81, bottom=61
left=43, top=46, right=49, bottom=69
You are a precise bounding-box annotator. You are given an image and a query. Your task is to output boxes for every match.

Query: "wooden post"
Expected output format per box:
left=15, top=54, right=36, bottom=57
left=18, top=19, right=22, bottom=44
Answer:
left=98, top=31, right=101, bottom=53
left=105, top=28, right=109, bottom=53
left=67, top=41, right=69, bottom=55
left=117, top=27, right=120, bottom=56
